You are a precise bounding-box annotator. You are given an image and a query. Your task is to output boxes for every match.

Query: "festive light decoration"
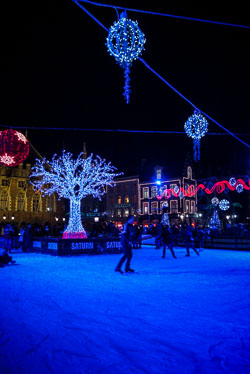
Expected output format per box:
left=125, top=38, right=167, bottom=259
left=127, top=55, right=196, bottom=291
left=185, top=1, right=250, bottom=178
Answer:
left=106, top=11, right=146, bottom=103
left=0, top=129, right=29, bottom=166
left=156, top=178, right=250, bottom=200
left=174, top=186, right=179, bottom=194
left=219, top=199, right=230, bottom=211
left=184, top=110, right=208, bottom=161
left=211, top=197, right=219, bottom=206
left=229, top=177, right=236, bottom=187
left=161, top=212, right=170, bottom=226
left=30, top=151, right=122, bottom=239
left=236, top=183, right=243, bottom=193
left=209, top=210, right=222, bottom=231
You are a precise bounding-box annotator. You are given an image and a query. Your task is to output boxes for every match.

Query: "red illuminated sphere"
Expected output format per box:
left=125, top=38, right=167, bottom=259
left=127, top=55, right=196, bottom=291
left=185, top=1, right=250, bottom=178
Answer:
left=0, top=129, right=29, bottom=166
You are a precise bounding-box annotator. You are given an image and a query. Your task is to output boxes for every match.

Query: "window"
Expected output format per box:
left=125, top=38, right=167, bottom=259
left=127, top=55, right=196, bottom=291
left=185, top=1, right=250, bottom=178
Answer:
left=124, top=184, right=129, bottom=193
left=124, top=208, right=129, bottom=217
left=117, top=196, right=122, bottom=204
left=17, top=193, right=25, bottom=211
left=156, top=169, right=161, bottom=180
left=160, top=201, right=168, bottom=213
left=108, top=196, right=114, bottom=205
left=190, top=201, right=196, bottom=213
left=143, top=187, right=149, bottom=199
left=125, top=195, right=130, bottom=203
left=18, top=180, right=25, bottom=188
left=132, top=195, right=137, bottom=204
left=117, top=184, right=122, bottom=193
left=32, top=196, right=41, bottom=212
left=151, top=201, right=158, bottom=214
left=170, top=200, right=178, bottom=213
left=117, top=209, right=122, bottom=218
left=187, top=166, right=192, bottom=179
left=132, top=184, right=137, bottom=194
left=185, top=200, right=190, bottom=213
left=46, top=196, right=54, bottom=212
left=1, top=179, right=8, bottom=187
left=151, top=186, right=158, bottom=198
left=0, top=191, right=8, bottom=210
left=143, top=202, right=149, bottom=214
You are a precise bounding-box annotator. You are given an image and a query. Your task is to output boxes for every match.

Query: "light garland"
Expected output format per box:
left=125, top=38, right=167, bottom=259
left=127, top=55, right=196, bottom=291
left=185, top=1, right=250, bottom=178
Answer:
left=156, top=177, right=250, bottom=200
left=30, top=151, right=122, bottom=239
left=106, top=12, right=146, bottom=103
left=219, top=199, right=230, bottom=211
left=184, top=110, right=208, bottom=161
left=229, top=177, right=236, bottom=187
left=211, top=197, right=219, bottom=206
left=236, top=184, right=243, bottom=193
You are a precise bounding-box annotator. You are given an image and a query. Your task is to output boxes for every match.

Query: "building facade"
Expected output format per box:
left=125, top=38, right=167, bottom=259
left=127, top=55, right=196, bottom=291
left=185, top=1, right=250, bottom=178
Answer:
left=106, top=166, right=197, bottom=226
left=0, top=163, right=65, bottom=228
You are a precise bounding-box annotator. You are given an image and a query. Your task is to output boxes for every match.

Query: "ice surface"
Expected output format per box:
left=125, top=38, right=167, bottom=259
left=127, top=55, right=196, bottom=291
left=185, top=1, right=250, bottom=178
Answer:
left=0, top=246, right=250, bottom=374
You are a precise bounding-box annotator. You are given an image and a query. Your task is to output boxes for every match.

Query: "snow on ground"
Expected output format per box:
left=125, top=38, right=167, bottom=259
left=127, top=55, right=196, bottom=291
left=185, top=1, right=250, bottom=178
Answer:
left=0, top=246, right=250, bottom=374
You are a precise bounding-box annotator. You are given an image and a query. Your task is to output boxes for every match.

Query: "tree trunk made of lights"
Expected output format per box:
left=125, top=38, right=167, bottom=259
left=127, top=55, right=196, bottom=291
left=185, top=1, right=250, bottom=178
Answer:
left=62, top=199, right=87, bottom=239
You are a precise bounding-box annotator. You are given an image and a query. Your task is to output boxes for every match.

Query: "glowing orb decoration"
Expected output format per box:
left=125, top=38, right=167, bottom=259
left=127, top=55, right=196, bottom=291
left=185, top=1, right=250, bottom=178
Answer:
left=236, top=183, right=243, bottom=193
left=162, top=202, right=168, bottom=207
left=229, top=177, right=236, bottom=187
left=211, top=197, right=219, bottom=206
left=219, top=199, right=230, bottom=211
left=106, top=12, right=146, bottom=103
left=0, top=129, right=29, bottom=166
left=174, top=186, right=179, bottom=194
left=184, top=110, right=208, bottom=161
left=179, top=191, right=184, bottom=199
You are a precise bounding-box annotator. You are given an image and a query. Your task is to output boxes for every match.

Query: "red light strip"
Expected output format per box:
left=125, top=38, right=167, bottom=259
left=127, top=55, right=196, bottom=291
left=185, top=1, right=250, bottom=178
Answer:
left=156, top=178, right=250, bottom=200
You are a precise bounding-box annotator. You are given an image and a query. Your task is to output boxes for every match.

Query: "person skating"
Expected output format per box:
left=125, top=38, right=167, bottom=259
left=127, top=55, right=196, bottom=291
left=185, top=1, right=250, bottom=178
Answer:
left=160, top=208, right=177, bottom=259
left=185, top=225, right=200, bottom=257
left=115, top=215, right=135, bottom=273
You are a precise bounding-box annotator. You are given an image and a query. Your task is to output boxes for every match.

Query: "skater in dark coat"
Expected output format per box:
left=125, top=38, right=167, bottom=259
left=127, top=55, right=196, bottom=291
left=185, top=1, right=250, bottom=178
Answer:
left=115, top=215, right=135, bottom=273
left=185, top=225, right=200, bottom=256
left=160, top=224, right=177, bottom=259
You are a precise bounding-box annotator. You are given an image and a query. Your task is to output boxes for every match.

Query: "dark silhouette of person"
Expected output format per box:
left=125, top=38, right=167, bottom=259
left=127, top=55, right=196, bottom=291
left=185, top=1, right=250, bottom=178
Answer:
left=23, top=224, right=32, bottom=252
left=161, top=224, right=177, bottom=259
left=185, top=225, right=200, bottom=257
left=115, top=215, right=135, bottom=273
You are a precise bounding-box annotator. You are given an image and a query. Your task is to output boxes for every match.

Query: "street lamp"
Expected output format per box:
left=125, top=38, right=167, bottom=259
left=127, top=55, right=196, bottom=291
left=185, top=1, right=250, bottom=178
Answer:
left=94, top=216, right=99, bottom=223
left=11, top=215, right=15, bottom=221
left=3, top=214, right=6, bottom=220
left=55, top=217, right=59, bottom=222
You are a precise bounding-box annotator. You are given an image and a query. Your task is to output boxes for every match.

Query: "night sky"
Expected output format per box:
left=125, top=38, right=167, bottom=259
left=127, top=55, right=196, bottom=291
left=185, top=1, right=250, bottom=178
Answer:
left=0, top=0, right=250, bottom=179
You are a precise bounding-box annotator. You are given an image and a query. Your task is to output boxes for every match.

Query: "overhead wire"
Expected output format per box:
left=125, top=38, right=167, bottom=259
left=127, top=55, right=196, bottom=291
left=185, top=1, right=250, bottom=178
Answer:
left=71, top=0, right=250, bottom=148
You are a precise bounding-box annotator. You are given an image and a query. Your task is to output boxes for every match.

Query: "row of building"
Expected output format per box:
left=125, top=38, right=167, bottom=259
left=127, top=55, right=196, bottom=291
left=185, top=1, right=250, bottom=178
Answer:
left=0, top=162, right=197, bottom=229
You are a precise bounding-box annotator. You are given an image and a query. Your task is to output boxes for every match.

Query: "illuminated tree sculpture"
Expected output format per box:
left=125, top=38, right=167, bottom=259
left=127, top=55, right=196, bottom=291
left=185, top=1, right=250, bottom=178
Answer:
left=30, top=151, right=122, bottom=239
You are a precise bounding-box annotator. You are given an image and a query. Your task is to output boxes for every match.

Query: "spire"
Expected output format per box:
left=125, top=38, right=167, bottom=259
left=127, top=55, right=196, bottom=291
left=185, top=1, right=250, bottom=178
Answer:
left=83, top=142, right=87, bottom=159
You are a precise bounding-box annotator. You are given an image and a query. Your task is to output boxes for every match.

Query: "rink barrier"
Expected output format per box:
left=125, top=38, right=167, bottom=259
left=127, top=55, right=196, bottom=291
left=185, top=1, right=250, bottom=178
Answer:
left=31, top=237, right=123, bottom=256
left=175, top=236, right=250, bottom=250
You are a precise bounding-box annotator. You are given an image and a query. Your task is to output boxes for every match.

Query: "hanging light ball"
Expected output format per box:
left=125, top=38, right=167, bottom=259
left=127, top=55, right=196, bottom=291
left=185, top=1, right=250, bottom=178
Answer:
left=174, top=186, right=179, bottom=194
left=179, top=191, right=184, bottom=199
left=184, top=110, right=208, bottom=161
left=0, top=129, right=29, bottom=166
left=236, top=184, right=244, bottom=193
left=229, top=177, right=236, bottom=187
left=211, top=197, right=219, bottom=206
left=219, top=199, right=230, bottom=211
left=106, top=13, right=146, bottom=103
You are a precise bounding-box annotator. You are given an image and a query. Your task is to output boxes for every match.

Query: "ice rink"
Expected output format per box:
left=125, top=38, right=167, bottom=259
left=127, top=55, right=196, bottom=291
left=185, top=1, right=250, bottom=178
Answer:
left=1, top=246, right=250, bottom=374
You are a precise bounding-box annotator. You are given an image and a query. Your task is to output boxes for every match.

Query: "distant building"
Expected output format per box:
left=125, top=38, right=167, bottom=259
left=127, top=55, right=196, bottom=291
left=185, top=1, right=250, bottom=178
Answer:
left=106, top=166, right=197, bottom=227
left=0, top=163, right=65, bottom=227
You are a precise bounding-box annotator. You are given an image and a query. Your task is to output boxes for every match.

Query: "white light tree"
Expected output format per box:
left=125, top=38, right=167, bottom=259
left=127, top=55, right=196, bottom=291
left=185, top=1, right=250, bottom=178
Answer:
left=30, top=151, right=122, bottom=239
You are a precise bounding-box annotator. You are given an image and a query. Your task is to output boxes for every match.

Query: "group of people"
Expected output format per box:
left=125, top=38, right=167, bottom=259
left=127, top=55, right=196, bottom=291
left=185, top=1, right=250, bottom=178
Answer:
left=115, top=208, right=202, bottom=274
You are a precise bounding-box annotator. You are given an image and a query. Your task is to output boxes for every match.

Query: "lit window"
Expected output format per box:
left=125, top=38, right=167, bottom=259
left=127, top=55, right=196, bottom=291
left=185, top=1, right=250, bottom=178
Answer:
left=170, top=200, right=178, bottom=213
left=124, top=209, right=129, bottom=217
left=151, top=201, right=158, bottom=214
left=185, top=201, right=190, bottom=213
left=47, top=196, right=54, bottom=212
left=151, top=187, right=158, bottom=198
left=125, top=195, right=129, bottom=203
left=143, top=202, right=149, bottom=214
left=187, top=166, right=192, bottom=179
left=143, top=187, right=149, bottom=199
left=17, top=193, right=25, bottom=211
left=0, top=191, right=8, bottom=210
left=117, top=196, right=122, bottom=204
left=117, top=209, right=122, bottom=218
left=190, top=201, right=195, bottom=213
left=32, top=196, right=41, bottom=212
